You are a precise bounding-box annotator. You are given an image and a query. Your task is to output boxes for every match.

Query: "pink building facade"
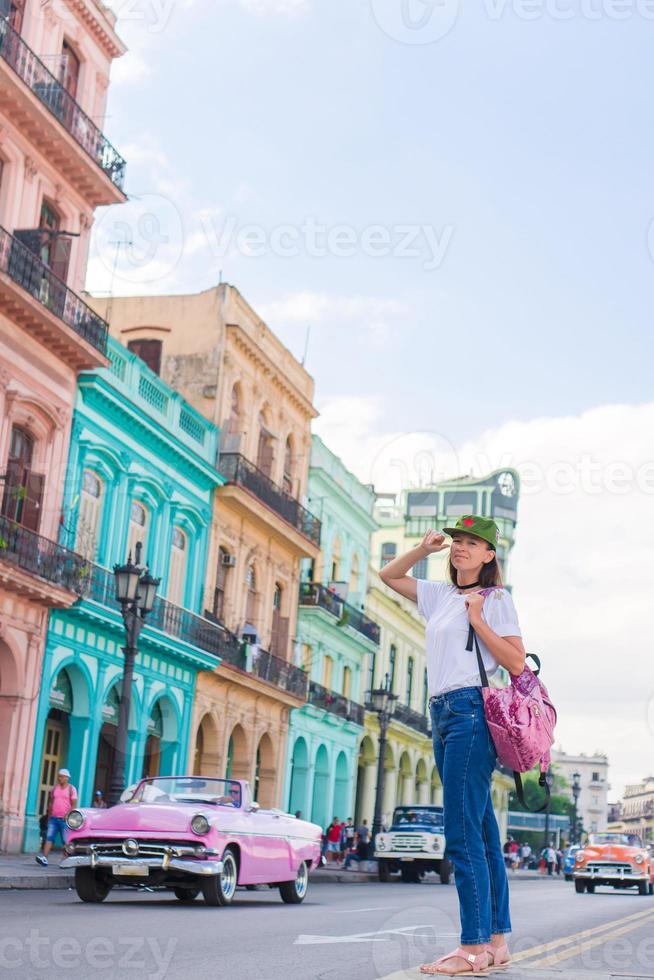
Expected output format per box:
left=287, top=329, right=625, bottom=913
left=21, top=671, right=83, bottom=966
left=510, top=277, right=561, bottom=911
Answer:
left=0, top=0, right=126, bottom=851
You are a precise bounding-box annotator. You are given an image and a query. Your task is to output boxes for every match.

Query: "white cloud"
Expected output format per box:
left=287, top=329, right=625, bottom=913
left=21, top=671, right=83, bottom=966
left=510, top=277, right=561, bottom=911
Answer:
left=260, top=291, right=409, bottom=326
left=319, top=401, right=654, bottom=800
left=110, top=51, right=151, bottom=85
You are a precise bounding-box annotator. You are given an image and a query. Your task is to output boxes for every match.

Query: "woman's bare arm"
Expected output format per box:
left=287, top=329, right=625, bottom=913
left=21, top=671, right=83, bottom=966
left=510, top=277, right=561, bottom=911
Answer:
left=379, top=530, right=450, bottom=602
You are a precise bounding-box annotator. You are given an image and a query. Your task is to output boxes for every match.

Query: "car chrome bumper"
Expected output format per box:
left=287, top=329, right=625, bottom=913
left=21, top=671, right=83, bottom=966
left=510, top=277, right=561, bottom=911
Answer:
left=573, top=870, right=646, bottom=881
left=375, top=853, right=443, bottom=861
left=60, top=855, right=224, bottom=876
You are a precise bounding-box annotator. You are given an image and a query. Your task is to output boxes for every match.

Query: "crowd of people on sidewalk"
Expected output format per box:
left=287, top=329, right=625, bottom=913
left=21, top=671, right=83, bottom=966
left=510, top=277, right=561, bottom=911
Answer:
left=503, top=836, right=564, bottom=875
left=301, top=815, right=373, bottom=869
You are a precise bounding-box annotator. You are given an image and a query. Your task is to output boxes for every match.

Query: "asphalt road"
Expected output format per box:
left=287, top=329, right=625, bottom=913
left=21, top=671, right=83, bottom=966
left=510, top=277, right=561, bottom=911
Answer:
left=1, top=876, right=653, bottom=980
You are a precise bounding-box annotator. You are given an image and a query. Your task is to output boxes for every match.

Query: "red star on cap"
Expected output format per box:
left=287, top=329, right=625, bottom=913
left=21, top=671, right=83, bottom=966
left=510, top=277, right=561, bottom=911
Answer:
left=463, top=517, right=475, bottom=527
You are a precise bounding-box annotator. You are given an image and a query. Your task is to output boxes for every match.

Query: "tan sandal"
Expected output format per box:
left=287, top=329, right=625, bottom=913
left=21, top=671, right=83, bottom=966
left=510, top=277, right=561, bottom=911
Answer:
left=484, top=942, right=510, bottom=972
left=420, top=947, right=490, bottom=975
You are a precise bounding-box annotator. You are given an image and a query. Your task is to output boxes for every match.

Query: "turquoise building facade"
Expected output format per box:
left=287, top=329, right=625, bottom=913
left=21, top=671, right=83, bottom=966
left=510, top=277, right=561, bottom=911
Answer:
left=283, top=435, right=379, bottom=830
left=23, top=339, right=226, bottom=849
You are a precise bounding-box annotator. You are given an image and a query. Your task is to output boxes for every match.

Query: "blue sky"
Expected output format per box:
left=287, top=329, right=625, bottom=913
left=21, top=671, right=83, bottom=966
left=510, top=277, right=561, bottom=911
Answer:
left=88, top=0, right=654, bottom=799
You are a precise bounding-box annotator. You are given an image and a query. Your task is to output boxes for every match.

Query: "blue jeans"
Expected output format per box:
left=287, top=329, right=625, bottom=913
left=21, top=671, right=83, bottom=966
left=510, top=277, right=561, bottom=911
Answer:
left=45, top=816, right=67, bottom=845
left=430, top=687, right=511, bottom=945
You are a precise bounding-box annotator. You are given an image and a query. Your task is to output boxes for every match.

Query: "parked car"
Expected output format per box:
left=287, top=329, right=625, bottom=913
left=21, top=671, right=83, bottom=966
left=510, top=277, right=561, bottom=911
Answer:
left=573, top=832, right=654, bottom=895
left=374, top=805, right=451, bottom=884
left=563, top=844, right=581, bottom=881
left=61, top=776, right=322, bottom=906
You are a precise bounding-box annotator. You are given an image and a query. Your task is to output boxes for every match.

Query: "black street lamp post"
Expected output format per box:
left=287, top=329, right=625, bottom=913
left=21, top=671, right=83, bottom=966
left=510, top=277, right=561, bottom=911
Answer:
left=369, top=674, right=398, bottom=842
left=571, top=771, right=581, bottom=844
left=108, top=542, right=160, bottom=805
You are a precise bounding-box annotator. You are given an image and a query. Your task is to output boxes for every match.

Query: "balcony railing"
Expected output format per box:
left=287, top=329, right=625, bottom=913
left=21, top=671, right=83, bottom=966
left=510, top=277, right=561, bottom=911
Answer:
left=218, top=453, right=321, bottom=547
left=299, top=582, right=380, bottom=645
left=392, top=700, right=431, bottom=736
left=308, top=680, right=364, bottom=725
left=0, top=225, right=108, bottom=354
left=0, top=15, right=126, bottom=189
left=83, top=565, right=308, bottom=699
left=0, top=516, right=90, bottom=592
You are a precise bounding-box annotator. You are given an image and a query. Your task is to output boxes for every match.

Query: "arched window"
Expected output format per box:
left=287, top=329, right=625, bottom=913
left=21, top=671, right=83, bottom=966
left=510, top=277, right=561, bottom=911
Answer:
left=245, top=564, right=257, bottom=624
left=75, top=470, right=104, bottom=559
left=283, top=436, right=293, bottom=494
left=167, top=527, right=187, bottom=605
left=126, top=500, right=149, bottom=560
left=2, top=424, right=43, bottom=530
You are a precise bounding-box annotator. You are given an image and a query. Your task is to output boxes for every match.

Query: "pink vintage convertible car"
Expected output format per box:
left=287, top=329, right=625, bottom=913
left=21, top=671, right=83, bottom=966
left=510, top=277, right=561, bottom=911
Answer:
left=61, top=776, right=322, bottom=906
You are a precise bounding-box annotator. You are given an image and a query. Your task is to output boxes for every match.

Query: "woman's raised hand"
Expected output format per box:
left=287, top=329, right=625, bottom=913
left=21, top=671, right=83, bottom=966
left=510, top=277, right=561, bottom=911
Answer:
left=419, top=529, right=450, bottom=554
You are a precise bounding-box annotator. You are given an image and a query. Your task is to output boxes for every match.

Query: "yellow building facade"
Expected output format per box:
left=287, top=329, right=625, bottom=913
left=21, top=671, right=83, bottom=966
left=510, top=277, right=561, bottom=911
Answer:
left=91, top=284, right=321, bottom=808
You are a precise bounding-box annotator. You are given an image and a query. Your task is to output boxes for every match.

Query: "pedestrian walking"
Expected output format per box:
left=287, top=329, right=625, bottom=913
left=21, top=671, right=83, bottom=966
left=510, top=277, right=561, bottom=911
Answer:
left=555, top=847, right=563, bottom=875
left=356, top=819, right=370, bottom=859
left=545, top=845, right=556, bottom=876
left=380, top=517, right=526, bottom=975
left=35, top=768, right=78, bottom=866
left=520, top=842, right=532, bottom=870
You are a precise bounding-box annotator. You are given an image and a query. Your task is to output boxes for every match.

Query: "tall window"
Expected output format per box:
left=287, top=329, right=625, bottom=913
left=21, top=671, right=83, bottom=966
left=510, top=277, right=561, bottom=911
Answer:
left=406, top=657, right=414, bottom=706
left=343, top=665, right=352, bottom=699
left=323, top=655, right=333, bottom=690
left=330, top=537, right=342, bottom=583
left=75, top=470, right=104, bottom=559
left=7, top=1, right=25, bottom=33
left=128, top=339, right=162, bottom=376
left=245, top=564, right=257, bottom=624
left=283, top=436, right=293, bottom=494
left=413, top=558, right=428, bottom=579
left=349, top=553, right=359, bottom=596
left=256, top=412, right=274, bottom=477
left=126, top=500, right=149, bottom=560
left=389, top=644, right=397, bottom=692
left=222, top=385, right=241, bottom=452
left=367, top=651, right=376, bottom=699
left=1, top=425, right=43, bottom=531
left=39, top=199, right=70, bottom=282
left=423, top=668, right=429, bottom=714
left=167, top=527, right=187, bottom=605
left=60, top=39, right=80, bottom=98
left=213, top=547, right=231, bottom=621
left=381, top=542, right=397, bottom=566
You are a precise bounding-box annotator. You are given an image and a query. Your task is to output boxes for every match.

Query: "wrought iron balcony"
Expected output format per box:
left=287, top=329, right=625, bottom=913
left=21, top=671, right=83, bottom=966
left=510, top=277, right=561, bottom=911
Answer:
left=0, top=516, right=90, bottom=592
left=84, top=566, right=308, bottom=699
left=299, top=582, right=380, bottom=645
left=308, top=680, right=364, bottom=725
left=0, top=225, right=108, bottom=354
left=392, top=700, right=431, bottom=737
left=218, top=453, right=321, bottom=547
left=0, top=15, right=126, bottom=189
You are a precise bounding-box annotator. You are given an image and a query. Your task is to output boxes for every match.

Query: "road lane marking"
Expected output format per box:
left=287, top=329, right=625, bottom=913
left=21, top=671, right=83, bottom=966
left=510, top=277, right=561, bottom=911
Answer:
left=521, top=908, right=654, bottom=970
left=511, top=905, right=654, bottom=963
left=295, top=925, right=452, bottom=945
left=331, top=906, right=400, bottom=913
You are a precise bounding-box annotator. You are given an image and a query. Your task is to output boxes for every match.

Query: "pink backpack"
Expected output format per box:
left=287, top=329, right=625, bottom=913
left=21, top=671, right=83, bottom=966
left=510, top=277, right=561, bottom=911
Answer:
left=468, top=612, right=557, bottom=813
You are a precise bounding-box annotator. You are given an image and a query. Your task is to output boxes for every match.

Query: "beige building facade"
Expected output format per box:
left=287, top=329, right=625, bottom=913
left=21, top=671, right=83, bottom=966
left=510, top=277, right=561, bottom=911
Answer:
left=90, top=284, right=320, bottom=808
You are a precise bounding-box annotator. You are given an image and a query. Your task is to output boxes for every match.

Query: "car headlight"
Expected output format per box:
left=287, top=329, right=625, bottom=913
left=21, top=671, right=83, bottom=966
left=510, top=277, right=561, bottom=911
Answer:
left=635, top=853, right=645, bottom=864
left=66, top=810, right=84, bottom=830
left=432, top=839, right=442, bottom=851
left=191, top=814, right=210, bottom=835
left=376, top=837, right=387, bottom=850
left=575, top=851, right=585, bottom=862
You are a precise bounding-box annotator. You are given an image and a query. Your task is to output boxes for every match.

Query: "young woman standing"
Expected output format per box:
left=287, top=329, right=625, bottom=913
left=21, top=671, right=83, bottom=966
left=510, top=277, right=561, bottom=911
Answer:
left=379, top=515, right=526, bottom=976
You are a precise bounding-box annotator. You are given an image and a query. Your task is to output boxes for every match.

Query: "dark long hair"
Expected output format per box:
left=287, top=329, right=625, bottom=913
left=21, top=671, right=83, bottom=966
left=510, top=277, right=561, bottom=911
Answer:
left=448, top=540, right=503, bottom=589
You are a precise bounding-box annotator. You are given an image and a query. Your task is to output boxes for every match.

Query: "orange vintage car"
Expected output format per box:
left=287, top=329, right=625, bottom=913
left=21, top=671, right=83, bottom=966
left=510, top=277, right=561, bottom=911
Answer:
left=573, top=832, right=654, bottom=895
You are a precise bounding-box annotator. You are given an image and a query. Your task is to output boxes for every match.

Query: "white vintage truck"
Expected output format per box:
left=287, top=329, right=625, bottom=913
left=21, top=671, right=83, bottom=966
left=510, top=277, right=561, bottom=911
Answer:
left=374, top=805, right=451, bottom=884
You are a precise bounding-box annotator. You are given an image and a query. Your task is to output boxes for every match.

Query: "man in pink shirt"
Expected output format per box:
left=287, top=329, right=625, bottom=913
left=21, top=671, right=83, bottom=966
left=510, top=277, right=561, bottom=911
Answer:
left=35, top=768, right=78, bottom=867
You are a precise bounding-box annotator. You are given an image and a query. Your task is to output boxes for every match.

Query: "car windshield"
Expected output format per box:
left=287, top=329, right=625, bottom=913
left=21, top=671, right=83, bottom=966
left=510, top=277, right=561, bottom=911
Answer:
left=392, top=807, right=444, bottom=828
left=588, top=833, right=642, bottom=847
left=130, top=777, right=242, bottom=807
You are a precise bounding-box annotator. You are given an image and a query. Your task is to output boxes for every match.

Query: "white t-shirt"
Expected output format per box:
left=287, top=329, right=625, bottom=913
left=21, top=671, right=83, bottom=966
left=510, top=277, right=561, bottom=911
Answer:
left=416, top=581, right=522, bottom=697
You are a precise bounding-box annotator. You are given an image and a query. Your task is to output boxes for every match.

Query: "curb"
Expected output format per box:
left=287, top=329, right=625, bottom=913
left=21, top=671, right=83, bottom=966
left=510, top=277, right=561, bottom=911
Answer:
left=0, top=873, right=73, bottom=890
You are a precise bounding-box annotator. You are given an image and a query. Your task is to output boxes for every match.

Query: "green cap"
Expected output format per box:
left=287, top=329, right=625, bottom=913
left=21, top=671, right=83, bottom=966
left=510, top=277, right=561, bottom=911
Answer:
left=442, top=515, right=500, bottom=550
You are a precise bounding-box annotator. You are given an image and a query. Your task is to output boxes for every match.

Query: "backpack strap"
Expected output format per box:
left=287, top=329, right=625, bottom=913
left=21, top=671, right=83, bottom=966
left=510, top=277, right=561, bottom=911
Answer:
left=514, top=771, right=551, bottom=814
left=467, top=625, right=551, bottom=814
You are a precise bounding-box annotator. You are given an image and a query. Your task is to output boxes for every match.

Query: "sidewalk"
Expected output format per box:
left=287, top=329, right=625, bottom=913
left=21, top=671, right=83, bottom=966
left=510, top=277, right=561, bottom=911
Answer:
left=0, top=851, right=561, bottom=890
